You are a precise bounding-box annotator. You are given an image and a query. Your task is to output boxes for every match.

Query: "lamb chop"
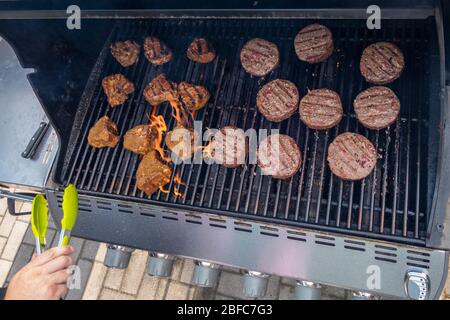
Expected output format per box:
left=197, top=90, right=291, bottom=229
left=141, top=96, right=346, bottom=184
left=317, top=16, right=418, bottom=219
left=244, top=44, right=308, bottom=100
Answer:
left=123, top=124, right=158, bottom=155
left=87, top=116, right=120, bottom=148
left=136, top=151, right=172, bottom=196
left=143, top=73, right=178, bottom=106
left=102, top=74, right=135, bottom=107
left=110, top=40, right=140, bottom=67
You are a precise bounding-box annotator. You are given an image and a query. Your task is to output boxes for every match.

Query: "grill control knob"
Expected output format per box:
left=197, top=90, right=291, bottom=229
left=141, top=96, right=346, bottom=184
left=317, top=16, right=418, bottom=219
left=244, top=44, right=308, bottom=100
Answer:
left=405, top=271, right=430, bottom=300
left=191, top=261, right=220, bottom=287
left=350, top=291, right=380, bottom=300
left=294, top=281, right=322, bottom=300
left=147, top=252, right=175, bottom=278
left=243, top=271, right=269, bottom=298
left=104, top=245, right=134, bottom=269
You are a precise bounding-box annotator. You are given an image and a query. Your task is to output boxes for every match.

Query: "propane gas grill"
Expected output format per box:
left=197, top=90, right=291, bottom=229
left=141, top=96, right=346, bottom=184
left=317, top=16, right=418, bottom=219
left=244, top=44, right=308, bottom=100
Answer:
left=0, top=0, right=449, bottom=300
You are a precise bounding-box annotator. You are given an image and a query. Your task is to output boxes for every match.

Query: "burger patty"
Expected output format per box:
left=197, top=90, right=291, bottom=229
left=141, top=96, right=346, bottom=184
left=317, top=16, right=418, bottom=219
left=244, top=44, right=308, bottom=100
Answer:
left=353, top=86, right=400, bottom=130
left=143, top=74, right=178, bottom=106
left=360, top=42, right=405, bottom=85
left=123, top=124, right=158, bottom=155
left=165, top=126, right=198, bottom=161
left=102, top=74, right=135, bottom=107
left=210, top=126, right=247, bottom=168
left=143, top=36, right=173, bottom=65
left=256, top=79, right=299, bottom=122
left=110, top=40, right=140, bottom=67
left=327, top=132, right=377, bottom=181
left=294, top=24, right=334, bottom=64
left=299, top=88, right=343, bottom=130
left=187, top=38, right=216, bottom=63
left=87, top=116, right=120, bottom=148
left=136, top=151, right=172, bottom=196
left=257, top=134, right=302, bottom=180
left=240, top=38, right=279, bottom=77
left=178, top=82, right=210, bottom=111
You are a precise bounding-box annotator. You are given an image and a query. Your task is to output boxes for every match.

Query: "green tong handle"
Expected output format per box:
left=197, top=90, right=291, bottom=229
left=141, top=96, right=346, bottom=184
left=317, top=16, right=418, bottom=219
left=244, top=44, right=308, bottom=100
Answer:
left=58, top=184, right=79, bottom=247
left=31, top=194, right=48, bottom=255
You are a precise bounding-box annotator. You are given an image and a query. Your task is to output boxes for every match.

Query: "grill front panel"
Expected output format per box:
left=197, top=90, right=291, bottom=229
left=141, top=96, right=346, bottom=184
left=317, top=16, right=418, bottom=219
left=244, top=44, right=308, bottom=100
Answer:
left=62, top=18, right=437, bottom=245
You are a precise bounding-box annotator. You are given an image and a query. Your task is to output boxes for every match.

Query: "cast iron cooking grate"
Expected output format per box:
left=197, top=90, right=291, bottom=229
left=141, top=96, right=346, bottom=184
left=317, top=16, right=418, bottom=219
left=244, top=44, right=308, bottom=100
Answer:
left=62, top=18, right=437, bottom=245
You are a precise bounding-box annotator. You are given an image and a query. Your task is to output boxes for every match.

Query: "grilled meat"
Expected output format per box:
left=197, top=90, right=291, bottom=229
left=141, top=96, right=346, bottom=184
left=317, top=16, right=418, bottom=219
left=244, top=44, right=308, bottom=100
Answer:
left=110, top=40, right=140, bottom=67
left=257, top=134, right=302, bottom=180
left=353, top=86, right=400, bottom=130
left=123, top=124, right=158, bottom=155
left=294, top=24, right=334, bottom=64
left=299, top=88, right=343, bottom=130
left=256, top=79, right=299, bottom=122
left=165, top=126, right=198, bottom=161
left=143, top=74, right=178, bottom=106
left=102, top=74, right=135, bottom=107
left=327, top=132, right=377, bottom=181
left=360, top=42, right=405, bottom=85
left=143, top=36, right=173, bottom=65
left=186, top=38, right=216, bottom=63
left=210, top=126, right=247, bottom=168
left=136, top=151, right=172, bottom=196
left=178, top=82, right=210, bottom=111
left=240, top=38, right=279, bottom=77
left=87, top=116, right=120, bottom=148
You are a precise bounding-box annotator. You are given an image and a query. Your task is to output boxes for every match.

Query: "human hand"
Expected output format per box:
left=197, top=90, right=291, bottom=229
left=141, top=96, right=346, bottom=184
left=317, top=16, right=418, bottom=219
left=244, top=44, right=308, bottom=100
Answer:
left=5, top=245, right=75, bottom=300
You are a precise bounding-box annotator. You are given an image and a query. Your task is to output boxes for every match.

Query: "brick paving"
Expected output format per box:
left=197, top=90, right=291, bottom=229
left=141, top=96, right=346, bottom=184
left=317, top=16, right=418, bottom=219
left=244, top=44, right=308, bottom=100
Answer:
left=0, top=197, right=449, bottom=300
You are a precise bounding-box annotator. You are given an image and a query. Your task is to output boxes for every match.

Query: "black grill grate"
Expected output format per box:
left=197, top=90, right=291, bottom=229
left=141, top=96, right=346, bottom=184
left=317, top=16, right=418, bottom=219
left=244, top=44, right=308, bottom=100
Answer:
left=62, top=18, right=437, bottom=245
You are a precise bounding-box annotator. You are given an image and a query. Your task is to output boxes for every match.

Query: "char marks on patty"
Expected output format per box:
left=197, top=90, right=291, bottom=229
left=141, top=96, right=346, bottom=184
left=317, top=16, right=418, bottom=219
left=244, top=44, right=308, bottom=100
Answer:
left=299, top=88, right=343, bottom=130
left=327, top=132, right=377, bottom=181
left=257, top=134, right=302, bottom=180
left=143, top=36, right=173, bottom=65
left=178, top=82, right=210, bottom=111
left=187, top=38, right=216, bottom=63
left=294, top=24, right=334, bottom=64
left=354, top=86, right=400, bottom=130
left=240, top=38, right=279, bottom=77
left=143, top=74, right=178, bottom=106
left=102, top=74, right=135, bottom=107
left=110, top=40, right=140, bottom=67
left=256, top=79, right=299, bottom=122
left=360, top=42, right=405, bottom=85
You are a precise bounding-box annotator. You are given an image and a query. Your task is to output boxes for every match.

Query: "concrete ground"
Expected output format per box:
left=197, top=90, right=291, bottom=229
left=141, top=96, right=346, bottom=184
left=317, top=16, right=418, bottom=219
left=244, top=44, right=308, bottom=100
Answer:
left=0, top=198, right=449, bottom=300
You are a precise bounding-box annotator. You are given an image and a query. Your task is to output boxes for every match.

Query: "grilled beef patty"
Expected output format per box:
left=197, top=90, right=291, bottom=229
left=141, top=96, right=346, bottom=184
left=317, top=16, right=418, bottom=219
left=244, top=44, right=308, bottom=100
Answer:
left=110, top=40, right=140, bottom=67
left=143, top=74, right=178, bottom=106
left=257, top=134, right=302, bottom=179
left=299, top=88, right=343, bottom=130
left=87, top=116, right=120, bottom=148
left=327, top=132, right=377, bottom=181
left=102, top=74, right=135, bottom=107
left=166, top=126, right=198, bottom=161
left=178, top=82, right=210, bottom=111
left=187, top=38, right=216, bottom=63
left=256, top=79, right=299, bottom=122
left=136, top=151, right=172, bottom=196
left=143, top=36, right=173, bottom=65
left=360, top=42, right=405, bottom=85
left=353, top=86, right=400, bottom=130
left=240, top=38, right=279, bottom=77
left=210, top=126, right=247, bottom=168
left=294, top=24, right=334, bottom=64
left=123, top=124, right=158, bottom=155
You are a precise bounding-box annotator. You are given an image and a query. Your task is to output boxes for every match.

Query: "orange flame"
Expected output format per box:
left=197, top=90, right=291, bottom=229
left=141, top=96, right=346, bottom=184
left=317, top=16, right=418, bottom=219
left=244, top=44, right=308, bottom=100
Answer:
left=168, top=99, right=195, bottom=128
left=173, top=171, right=185, bottom=198
left=146, top=107, right=171, bottom=163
